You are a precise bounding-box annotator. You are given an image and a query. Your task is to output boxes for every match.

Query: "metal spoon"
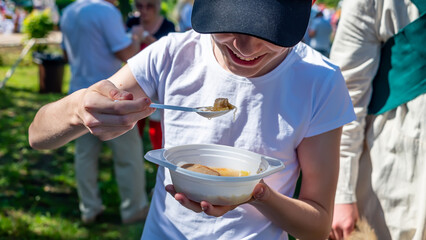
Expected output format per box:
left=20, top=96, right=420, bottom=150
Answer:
left=150, top=103, right=231, bottom=119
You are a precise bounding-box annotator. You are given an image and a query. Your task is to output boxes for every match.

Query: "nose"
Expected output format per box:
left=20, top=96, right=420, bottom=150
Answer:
left=232, top=34, right=262, bottom=56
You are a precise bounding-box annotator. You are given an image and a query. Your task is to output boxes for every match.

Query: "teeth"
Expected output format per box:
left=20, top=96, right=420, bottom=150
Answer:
left=232, top=50, right=259, bottom=61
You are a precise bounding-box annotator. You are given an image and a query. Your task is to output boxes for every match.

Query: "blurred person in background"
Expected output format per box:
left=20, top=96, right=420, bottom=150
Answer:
left=174, top=0, right=194, bottom=32
left=126, top=0, right=175, bottom=150
left=60, top=0, right=149, bottom=225
left=329, top=0, right=425, bottom=239
left=0, top=0, right=14, bottom=34
left=308, top=11, right=332, bottom=57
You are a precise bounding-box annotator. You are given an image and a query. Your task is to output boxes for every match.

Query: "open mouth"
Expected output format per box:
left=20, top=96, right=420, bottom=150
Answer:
left=227, top=47, right=264, bottom=66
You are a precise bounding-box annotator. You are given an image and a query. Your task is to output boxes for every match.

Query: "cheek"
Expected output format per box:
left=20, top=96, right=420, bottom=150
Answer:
left=212, top=34, right=234, bottom=44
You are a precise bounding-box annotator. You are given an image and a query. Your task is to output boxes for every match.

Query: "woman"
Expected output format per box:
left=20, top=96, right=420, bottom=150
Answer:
left=126, top=0, right=175, bottom=149
left=126, top=0, right=175, bottom=49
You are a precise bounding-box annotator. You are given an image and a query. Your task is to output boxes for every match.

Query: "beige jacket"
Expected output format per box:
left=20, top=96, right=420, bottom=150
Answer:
left=330, top=0, right=425, bottom=239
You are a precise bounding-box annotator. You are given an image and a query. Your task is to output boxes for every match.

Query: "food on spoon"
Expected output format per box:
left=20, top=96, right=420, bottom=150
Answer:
left=181, top=163, right=249, bottom=177
left=203, top=98, right=235, bottom=111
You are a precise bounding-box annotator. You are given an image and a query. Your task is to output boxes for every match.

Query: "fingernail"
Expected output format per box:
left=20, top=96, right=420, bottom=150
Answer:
left=144, top=98, right=151, bottom=104
left=201, top=206, right=206, bottom=212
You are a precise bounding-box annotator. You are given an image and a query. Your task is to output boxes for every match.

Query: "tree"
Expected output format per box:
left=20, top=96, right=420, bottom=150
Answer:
left=118, top=0, right=132, bottom=21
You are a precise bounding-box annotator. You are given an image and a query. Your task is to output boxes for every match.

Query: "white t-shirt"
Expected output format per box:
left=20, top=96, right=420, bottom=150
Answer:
left=61, top=0, right=131, bottom=93
left=128, top=30, right=355, bottom=240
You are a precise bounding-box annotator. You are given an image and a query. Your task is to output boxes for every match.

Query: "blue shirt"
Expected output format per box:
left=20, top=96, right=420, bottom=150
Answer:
left=60, top=0, right=131, bottom=93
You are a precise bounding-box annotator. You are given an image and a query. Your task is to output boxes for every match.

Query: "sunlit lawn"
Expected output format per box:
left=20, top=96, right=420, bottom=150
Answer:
left=0, top=47, right=156, bottom=239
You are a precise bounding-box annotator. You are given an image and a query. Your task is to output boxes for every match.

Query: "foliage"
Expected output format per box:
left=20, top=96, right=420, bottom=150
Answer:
left=160, top=0, right=177, bottom=22
left=21, top=9, right=54, bottom=52
left=316, top=0, right=341, bottom=8
left=119, top=0, right=132, bottom=22
left=0, top=49, right=157, bottom=239
left=56, top=0, right=75, bottom=13
left=22, top=9, right=54, bottom=39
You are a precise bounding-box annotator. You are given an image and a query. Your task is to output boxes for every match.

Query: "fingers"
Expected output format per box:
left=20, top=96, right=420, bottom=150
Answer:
left=84, top=97, right=152, bottom=115
left=165, top=185, right=203, bottom=213
left=329, top=227, right=343, bottom=240
left=329, top=229, right=336, bottom=240
left=200, top=201, right=237, bottom=217
left=343, top=226, right=354, bottom=239
left=251, top=181, right=270, bottom=202
left=89, top=124, right=137, bottom=141
left=165, top=185, right=238, bottom=216
left=78, top=80, right=155, bottom=139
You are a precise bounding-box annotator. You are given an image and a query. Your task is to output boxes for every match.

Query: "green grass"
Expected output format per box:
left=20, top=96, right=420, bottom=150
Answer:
left=0, top=47, right=156, bottom=239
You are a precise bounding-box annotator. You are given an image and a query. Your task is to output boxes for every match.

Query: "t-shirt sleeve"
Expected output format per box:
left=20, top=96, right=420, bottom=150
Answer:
left=102, top=7, right=131, bottom=53
left=127, top=36, right=173, bottom=99
left=306, top=69, right=356, bottom=137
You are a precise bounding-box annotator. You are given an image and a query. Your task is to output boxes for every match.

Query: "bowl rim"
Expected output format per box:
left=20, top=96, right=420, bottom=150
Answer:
left=144, top=144, right=285, bottom=182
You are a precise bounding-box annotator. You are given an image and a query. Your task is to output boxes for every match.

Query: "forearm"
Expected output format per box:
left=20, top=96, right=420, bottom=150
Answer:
left=29, top=89, right=87, bottom=150
left=330, top=0, right=381, bottom=204
left=251, top=188, right=332, bottom=239
left=254, top=128, right=342, bottom=239
left=115, top=35, right=142, bottom=62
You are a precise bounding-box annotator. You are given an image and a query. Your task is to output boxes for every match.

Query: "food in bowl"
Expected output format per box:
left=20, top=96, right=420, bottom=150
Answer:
left=144, top=144, right=285, bottom=205
left=181, top=163, right=250, bottom=177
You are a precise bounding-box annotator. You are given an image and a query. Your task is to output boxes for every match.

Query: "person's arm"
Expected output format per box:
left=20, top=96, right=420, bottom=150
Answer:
left=142, top=33, right=157, bottom=46
left=329, top=0, right=381, bottom=238
left=28, top=65, right=154, bottom=150
left=115, top=25, right=144, bottom=62
left=308, top=28, right=316, bottom=38
left=250, top=127, right=341, bottom=239
left=167, top=127, right=342, bottom=239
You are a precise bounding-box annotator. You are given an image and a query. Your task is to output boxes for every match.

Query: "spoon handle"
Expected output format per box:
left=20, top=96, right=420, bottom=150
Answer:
left=150, top=103, right=199, bottom=112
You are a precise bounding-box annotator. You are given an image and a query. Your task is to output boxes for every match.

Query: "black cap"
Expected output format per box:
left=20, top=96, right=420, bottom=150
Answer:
left=192, top=0, right=312, bottom=47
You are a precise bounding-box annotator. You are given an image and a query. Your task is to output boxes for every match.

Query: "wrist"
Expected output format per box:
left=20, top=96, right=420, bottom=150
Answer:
left=70, top=89, right=88, bottom=127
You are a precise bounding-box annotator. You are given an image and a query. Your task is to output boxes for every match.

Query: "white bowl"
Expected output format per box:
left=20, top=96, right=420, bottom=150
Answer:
left=144, top=144, right=285, bottom=205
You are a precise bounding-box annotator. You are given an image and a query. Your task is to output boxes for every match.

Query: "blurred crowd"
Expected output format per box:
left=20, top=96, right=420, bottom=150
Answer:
left=0, top=0, right=59, bottom=34
left=303, top=2, right=342, bottom=57
left=0, top=0, right=27, bottom=34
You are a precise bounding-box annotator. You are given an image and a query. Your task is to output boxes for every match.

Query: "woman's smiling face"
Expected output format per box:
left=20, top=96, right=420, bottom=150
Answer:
left=211, top=33, right=291, bottom=78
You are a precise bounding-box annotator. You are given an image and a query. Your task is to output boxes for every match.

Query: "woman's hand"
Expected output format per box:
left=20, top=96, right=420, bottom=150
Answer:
left=165, top=181, right=270, bottom=217
left=77, top=80, right=155, bottom=141
left=131, top=25, right=145, bottom=43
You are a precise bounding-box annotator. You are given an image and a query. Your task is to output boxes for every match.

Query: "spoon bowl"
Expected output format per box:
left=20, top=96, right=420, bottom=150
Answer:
left=150, top=103, right=231, bottom=119
left=195, top=107, right=231, bottom=119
